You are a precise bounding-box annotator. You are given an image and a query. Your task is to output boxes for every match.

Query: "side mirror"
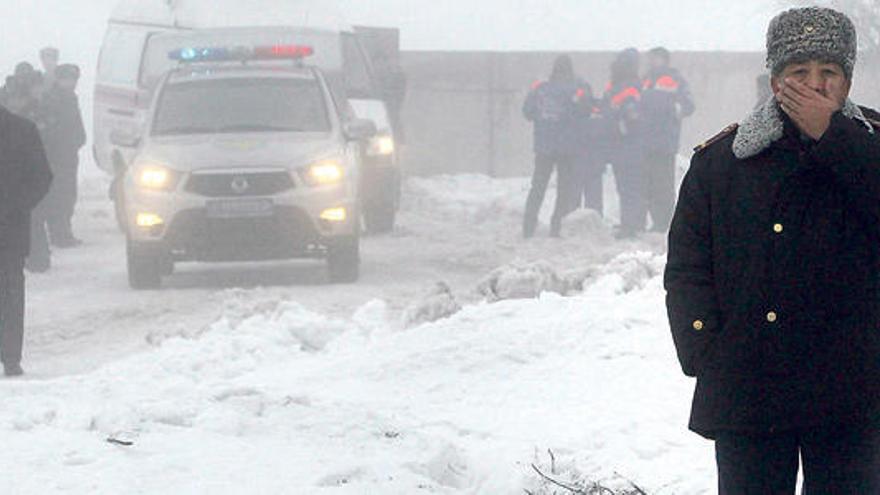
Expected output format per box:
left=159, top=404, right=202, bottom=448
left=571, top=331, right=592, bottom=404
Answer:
left=110, top=129, right=141, bottom=148
left=344, top=119, right=377, bottom=142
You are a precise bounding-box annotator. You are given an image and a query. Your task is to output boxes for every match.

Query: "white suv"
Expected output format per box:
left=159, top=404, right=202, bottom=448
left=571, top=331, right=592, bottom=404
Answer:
left=114, top=46, right=376, bottom=288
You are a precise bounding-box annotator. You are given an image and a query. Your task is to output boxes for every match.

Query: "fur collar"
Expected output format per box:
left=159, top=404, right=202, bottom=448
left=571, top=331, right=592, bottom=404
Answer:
left=731, top=96, right=874, bottom=159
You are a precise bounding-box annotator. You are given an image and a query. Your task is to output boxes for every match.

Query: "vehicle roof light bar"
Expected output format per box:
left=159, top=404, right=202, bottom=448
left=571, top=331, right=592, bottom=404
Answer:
left=169, top=45, right=315, bottom=63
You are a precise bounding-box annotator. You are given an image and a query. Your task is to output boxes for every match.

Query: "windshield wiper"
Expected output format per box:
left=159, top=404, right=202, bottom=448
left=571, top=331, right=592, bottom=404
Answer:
left=216, top=124, right=306, bottom=133
left=155, top=125, right=217, bottom=136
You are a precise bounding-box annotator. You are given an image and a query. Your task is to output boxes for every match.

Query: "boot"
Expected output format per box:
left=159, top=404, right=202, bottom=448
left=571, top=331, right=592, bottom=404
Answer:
left=4, top=363, right=24, bottom=377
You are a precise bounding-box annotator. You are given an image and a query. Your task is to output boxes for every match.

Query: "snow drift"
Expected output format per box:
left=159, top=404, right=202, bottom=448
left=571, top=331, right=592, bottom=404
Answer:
left=1, top=252, right=715, bottom=494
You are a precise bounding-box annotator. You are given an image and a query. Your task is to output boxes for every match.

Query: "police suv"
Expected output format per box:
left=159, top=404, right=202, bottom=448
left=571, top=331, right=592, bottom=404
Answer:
left=114, top=45, right=376, bottom=289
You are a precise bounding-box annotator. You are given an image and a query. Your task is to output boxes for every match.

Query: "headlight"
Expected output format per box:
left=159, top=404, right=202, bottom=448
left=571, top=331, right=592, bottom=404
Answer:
left=301, top=159, right=344, bottom=186
left=368, top=134, right=395, bottom=156
left=135, top=164, right=180, bottom=191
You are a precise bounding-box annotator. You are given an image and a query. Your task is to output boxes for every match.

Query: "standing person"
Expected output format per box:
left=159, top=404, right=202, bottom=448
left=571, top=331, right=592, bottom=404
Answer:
left=40, top=64, right=86, bottom=248
left=38, top=47, right=59, bottom=95
left=640, top=47, right=695, bottom=233
left=522, top=55, right=584, bottom=238
left=666, top=7, right=880, bottom=493
left=602, top=48, right=646, bottom=239
left=0, top=64, right=52, bottom=272
left=0, top=63, right=41, bottom=117
left=0, top=104, right=53, bottom=377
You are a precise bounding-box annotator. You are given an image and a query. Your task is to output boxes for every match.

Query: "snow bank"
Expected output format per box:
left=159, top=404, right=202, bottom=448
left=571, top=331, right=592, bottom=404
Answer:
left=477, top=261, right=570, bottom=301
left=401, top=282, right=462, bottom=328
left=1, top=252, right=714, bottom=494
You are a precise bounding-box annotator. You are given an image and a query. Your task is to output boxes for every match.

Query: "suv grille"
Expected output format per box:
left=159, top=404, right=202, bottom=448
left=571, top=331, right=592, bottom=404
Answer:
left=185, top=171, right=295, bottom=197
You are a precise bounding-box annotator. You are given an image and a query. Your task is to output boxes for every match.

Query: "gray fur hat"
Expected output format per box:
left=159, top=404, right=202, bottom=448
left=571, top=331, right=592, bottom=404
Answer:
left=766, top=7, right=857, bottom=78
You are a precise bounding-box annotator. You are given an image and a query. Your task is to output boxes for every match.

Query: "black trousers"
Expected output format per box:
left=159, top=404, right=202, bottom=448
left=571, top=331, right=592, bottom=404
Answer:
left=610, top=146, right=648, bottom=233
left=0, top=257, right=25, bottom=368
left=27, top=204, right=51, bottom=271
left=523, top=153, right=576, bottom=236
left=644, top=149, right=676, bottom=232
left=715, top=425, right=880, bottom=494
left=576, top=153, right=605, bottom=216
left=46, top=160, right=79, bottom=242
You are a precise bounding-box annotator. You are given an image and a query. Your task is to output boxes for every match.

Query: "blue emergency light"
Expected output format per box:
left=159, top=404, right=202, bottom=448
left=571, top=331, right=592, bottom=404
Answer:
left=168, top=45, right=315, bottom=63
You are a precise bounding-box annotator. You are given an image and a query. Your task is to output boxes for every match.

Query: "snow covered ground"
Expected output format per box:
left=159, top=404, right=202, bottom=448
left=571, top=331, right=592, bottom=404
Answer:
left=0, top=2, right=735, bottom=492
left=0, top=170, right=719, bottom=494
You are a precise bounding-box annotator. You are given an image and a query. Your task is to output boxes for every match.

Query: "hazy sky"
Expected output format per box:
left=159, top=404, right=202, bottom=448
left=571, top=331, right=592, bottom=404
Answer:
left=332, top=0, right=778, bottom=51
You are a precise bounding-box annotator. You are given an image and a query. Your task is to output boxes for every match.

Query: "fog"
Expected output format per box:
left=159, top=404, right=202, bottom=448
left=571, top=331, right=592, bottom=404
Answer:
left=1, top=1, right=877, bottom=493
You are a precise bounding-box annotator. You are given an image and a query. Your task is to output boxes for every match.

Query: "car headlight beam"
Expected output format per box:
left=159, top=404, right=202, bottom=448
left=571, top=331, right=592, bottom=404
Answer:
left=135, top=164, right=179, bottom=191
left=303, top=160, right=344, bottom=186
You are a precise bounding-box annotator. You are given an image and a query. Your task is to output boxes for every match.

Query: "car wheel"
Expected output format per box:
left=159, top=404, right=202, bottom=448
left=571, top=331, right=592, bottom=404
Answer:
left=327, top=236, right=360, bottom=283
left=127, top=240, right=163, bottom=290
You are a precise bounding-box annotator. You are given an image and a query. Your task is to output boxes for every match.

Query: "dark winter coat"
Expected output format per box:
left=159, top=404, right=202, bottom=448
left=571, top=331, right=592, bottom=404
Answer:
left=597, top=79, right=644, bottom=155
left=39, top=87, right=86, bottom=169
left=523, top=79, right=584, bottom=157
left=640, top=67, right=695, bottom=153
left=0, top=107, right=53, bottom=259
left=572, top=82, right=601, bottom=157
left=665, top=106, right=880, bottom=439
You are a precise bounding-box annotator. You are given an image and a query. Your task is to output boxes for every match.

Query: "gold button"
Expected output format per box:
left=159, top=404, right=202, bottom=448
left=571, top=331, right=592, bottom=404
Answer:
left=773, top=223, right=784, bottom=234
left=693, top=320, right=704, bottom=331
left=767, top=311, right=778, bottom=323
left=805, top=24, right=815, bottom=33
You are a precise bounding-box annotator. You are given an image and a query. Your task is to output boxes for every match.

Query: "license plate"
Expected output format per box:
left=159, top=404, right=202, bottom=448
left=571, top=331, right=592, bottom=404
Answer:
left=206, top=199, right=274, bottom=219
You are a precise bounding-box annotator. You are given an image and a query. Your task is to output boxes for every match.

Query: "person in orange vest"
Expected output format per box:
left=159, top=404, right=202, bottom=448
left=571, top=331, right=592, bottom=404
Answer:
left=640, top=47, right=695, bottom=233
left=600, top=48, right=646, bottom=239
left=522, top=55, right=587, bottom=238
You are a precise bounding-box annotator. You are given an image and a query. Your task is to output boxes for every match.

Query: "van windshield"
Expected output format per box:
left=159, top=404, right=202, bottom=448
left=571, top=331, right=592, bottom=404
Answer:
left=152, top=77, right=330, bottom=136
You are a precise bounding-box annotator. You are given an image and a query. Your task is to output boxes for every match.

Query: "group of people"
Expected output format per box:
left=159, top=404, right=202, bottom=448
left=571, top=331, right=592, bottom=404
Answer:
left=523, top=46, right=694, bottom=239
left=0, top=47, right=86, bottom=273
left=0, top=47, right=84, bottom=377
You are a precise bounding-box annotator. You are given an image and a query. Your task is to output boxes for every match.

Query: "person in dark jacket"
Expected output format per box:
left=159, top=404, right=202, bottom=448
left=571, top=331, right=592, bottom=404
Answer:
left=0, top=63, right=42, bottom=120
left=666, top=7, right=880, bottom=493
left=0, top=106, right=53, bottom=377
left=601, top=49, right=646, bottom=239
left=522, top=55, right=586, bottom=238
left=0, top=64, right=52, bottom=272
left=640, top=47, right=694, bottom=233
left=39, top=64, right=86, bottom=248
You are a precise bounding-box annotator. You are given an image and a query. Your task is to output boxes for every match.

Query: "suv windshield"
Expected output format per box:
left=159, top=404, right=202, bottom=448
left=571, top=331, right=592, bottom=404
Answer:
left=152, top=77, right=331, bottom=136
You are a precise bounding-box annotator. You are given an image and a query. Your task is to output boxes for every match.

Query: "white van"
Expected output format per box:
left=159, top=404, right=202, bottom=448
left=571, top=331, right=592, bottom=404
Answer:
left=95, top=0, right=402, bottom=232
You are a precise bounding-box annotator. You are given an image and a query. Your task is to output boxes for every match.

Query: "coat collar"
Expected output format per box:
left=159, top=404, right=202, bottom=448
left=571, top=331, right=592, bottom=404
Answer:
left=732, top=96, right=874, bottom=160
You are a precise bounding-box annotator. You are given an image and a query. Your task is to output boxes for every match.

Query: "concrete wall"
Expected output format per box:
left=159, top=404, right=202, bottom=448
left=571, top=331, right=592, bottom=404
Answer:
left=398, top=51, right=880, bottom=177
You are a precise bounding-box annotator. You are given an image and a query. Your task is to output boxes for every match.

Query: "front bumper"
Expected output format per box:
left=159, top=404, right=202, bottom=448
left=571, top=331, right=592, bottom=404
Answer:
left=125, top=182, right=358, bottom=262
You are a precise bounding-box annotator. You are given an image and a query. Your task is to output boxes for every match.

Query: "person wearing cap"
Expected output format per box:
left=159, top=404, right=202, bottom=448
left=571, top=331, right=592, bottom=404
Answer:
left=640, top=47, right=695, bottom=233
left=0, top=100, right=53, bottom=377
left=38, top=47, right=59, bottom=95
left=666, top=7, right=880, bottom=492
left=39, top=64, right=86, bottom=248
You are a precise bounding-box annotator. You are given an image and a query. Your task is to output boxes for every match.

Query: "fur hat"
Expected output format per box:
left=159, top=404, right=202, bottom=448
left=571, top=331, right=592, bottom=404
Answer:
left=766, top=7, right=857, bottom=78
